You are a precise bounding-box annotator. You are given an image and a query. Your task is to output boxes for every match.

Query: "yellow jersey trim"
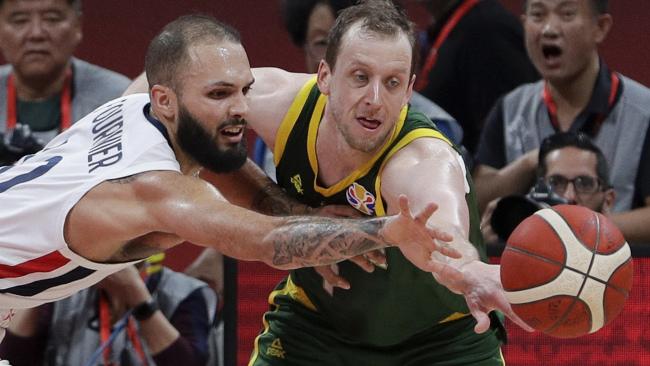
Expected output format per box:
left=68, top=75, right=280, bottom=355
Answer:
left=274, top=76, right=318, bottom=166
left=283, top=275, right=317, bottom=311
left=438, top=311, right=470, bottom=324
left=247, top=286, right=283, bottom=366
left=374, top=129, right=452, bottom=216
left=306, top=93, right=328, bottom=180
left=247, top=275, right=317, bottom=365
left=308, top=105, right=409, bottom=197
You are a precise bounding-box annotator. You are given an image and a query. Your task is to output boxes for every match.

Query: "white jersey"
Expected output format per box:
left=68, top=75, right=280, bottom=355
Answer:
left=0, top=93, right=180, bottom=310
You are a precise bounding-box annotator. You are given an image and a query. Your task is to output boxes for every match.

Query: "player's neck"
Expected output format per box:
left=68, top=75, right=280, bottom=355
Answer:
left=172, top=141, right=201, bottom=177
left=149, top=108, right=201, bottom=176
left=316, top=116, right=377, bottom=186
left=547, top=57, right=600, bottom=130
left=11, top=67, right=68, bottom=101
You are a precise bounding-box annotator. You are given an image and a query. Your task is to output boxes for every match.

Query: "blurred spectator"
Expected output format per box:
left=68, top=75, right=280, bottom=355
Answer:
left=282, top=0, right=355, bottom=74
left=473, top=0, right=650, bottom=244
left=481, top=132, right=615, bottom=245
left=184, top=249, right=224, bottom=366
left=414, top=0, right=538, bottom=153
left=536, top=132, right=615, bottom=212
left=0, top=255, right=217, bottom=366
left=0, top=0, right=130, bottom=164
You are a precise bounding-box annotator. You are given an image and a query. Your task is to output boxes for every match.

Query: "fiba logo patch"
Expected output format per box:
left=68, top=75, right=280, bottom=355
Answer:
left=346, top=182, right=376, bottom=215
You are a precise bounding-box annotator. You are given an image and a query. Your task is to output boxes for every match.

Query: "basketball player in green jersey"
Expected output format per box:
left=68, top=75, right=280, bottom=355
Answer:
left=228, top=1, right=532, bottom=365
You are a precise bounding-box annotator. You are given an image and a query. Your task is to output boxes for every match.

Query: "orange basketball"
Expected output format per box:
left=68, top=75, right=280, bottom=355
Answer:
left=500, top=204, right=633, bottom=338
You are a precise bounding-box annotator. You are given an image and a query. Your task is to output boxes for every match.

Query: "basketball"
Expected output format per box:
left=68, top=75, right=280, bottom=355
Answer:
left=500, top=204, right=633, bottom=338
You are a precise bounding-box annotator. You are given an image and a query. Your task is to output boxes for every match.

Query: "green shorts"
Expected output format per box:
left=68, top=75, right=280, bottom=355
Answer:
left=247, top=278, right=505, bottom=366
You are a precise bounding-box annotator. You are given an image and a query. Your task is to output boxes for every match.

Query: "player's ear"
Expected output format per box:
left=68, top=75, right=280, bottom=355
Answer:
left=594, top=13, right=613, bottom=44
left=316, top=60, right=332, bottom=96
left=403, top=74, right=415, bottom=108
left=150, top=84, right=177, bottom=121
left=70, top=8, right=83, bottom=48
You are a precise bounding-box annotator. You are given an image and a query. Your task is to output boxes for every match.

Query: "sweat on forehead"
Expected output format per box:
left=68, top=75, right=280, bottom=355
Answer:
left=341, top=21, right=405, bottom=45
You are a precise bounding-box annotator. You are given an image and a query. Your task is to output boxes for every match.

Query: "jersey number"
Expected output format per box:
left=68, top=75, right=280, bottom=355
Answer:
left=0, top=156, right=62, bottom=193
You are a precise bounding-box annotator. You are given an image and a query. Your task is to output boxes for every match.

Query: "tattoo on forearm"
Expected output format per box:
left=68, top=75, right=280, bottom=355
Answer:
left=270, top=217, right=386, bottom=267
left=251, top=182, right=309, bottom=215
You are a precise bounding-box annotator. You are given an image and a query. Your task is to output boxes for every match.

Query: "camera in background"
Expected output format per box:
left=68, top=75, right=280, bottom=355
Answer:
left=490, top=178, right=568, bottom=243
left=0, top=123, right=45, bottom=165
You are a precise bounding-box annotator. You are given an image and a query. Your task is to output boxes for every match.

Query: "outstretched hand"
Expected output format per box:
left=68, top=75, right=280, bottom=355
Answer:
left=382, top=195, right=461, bottom=272
left=427, top=259, right=534, bottom=334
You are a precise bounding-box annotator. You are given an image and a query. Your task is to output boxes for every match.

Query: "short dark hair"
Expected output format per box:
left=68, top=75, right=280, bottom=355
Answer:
left=281, top=0, right=355, bottom=47
left=325, top=0, right=417, bottom=75
left=0, top=0, right=82, bottom=13
left=538, top=132, right=610, bottom=187
left=144, top=14, right=241, bottom=91
left=524, top=0, right=608, bottom=15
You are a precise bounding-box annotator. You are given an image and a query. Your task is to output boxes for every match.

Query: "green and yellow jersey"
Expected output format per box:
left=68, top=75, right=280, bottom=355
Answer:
left=272, top=77, right=486, bottom=346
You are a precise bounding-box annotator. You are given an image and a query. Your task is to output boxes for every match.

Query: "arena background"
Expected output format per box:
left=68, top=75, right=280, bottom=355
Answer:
left=7, top=1, right=647, bottom=84
left=3, top=1, right=648, bottom=365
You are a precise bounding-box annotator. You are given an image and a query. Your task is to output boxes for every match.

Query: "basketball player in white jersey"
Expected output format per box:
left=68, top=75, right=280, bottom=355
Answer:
left=0, top=14, right=459, bottom=346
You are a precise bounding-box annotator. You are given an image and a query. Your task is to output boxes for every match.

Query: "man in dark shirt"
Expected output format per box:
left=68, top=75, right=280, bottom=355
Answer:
left=414, top=0, right=538, bottom=153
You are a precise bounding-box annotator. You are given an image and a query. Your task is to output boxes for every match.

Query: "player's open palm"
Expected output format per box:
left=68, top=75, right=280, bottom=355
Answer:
left=428, top=260, right=534, bottom=334
left=383, top=195, right=460, bottom=272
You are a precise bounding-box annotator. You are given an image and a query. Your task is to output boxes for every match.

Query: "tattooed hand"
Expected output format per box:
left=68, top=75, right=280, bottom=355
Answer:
left=266, top=195, right=461, bottom=270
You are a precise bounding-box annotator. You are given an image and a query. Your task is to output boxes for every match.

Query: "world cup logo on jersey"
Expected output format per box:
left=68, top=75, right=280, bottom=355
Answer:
left=346, top=182, right=376, bottom=216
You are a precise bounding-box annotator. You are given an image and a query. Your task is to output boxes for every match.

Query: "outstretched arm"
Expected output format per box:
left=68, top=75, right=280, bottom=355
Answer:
left=382, top=138, right=479, bottom=265
left=202, top=159, right=314, bottom=215
left=65, top=171, right=455, bottom=270
left=381, top=138, right=533, bottom=333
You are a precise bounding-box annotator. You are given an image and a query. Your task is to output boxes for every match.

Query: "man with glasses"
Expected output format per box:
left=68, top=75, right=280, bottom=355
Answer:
left=539, top=132, right=614, bottom=213
left=481, top=132, right=615, bottom=245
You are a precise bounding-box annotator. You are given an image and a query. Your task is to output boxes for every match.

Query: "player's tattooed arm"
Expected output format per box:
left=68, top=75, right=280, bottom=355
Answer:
left=251, top=181, right=311, bottom=216
left=207, top=159, right=313, bottom=215
left=266, top=196, right=460, bottom=270
left=269, top=217, right=387, bottom=268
